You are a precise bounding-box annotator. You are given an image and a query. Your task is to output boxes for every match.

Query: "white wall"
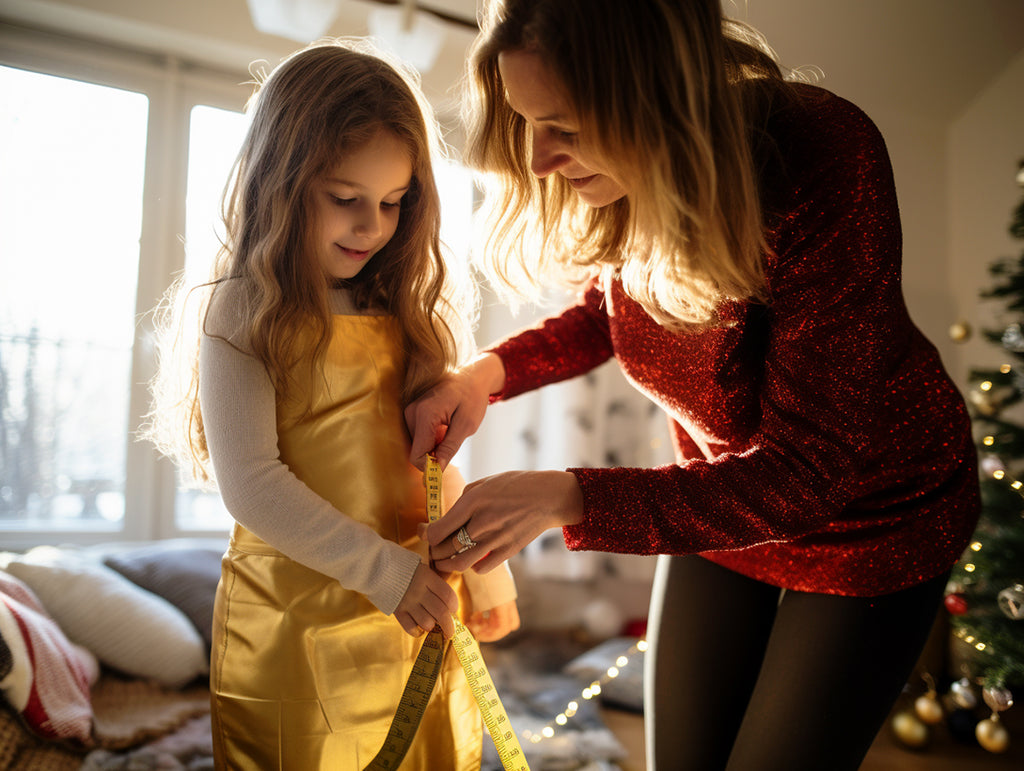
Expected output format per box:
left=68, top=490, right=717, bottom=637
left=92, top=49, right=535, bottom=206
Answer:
left=948, top=50, right=1024, bottom=389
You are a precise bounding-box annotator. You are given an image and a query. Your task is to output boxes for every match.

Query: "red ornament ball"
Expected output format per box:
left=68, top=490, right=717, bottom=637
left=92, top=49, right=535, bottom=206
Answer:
left=945, top=593, right=969, bottom=615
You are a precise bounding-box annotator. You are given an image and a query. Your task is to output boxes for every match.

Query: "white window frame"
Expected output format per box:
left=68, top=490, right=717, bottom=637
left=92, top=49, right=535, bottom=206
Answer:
left=1, top=22, right=251, bottom=548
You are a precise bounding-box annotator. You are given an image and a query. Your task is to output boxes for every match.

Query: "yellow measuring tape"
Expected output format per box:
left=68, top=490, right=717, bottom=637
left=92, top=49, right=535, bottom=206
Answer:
left=364, top=455, right=530, bottom=771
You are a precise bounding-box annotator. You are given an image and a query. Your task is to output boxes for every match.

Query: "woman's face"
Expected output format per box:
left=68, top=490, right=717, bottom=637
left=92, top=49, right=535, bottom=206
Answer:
left=497, top=49, right=627, bottom=208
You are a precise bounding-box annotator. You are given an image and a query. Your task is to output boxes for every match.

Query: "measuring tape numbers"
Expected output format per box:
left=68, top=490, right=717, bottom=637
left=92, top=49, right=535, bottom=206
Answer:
left=363, top=455, right=530, bottom=771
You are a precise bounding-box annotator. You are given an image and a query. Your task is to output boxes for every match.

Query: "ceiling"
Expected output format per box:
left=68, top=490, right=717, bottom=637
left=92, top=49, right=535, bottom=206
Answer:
left=1, top=0, right=1022, bottom=126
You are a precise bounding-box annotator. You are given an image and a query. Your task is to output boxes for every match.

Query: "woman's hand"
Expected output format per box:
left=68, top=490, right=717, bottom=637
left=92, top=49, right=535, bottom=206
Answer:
left=393, top=562, right=460, bottom=638
left=405, top=353, right=506, bottom=469
left=419, top=470, right=584, bottom=573
left=465, top=600, right=521, bottom=642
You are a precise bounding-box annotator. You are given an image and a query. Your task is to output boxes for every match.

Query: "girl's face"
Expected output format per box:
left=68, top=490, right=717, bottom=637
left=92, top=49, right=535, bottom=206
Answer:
left=312, top=129, right=413, bottom=281
left=497, top=49, right=627, bottom=208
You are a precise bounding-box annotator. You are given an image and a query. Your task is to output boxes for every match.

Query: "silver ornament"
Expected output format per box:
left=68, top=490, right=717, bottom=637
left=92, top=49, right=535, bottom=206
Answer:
left=980, top=455, right=1006, bottom=476
left=1002, top=323, right=1024, bottom=353
left=983, top=686, right=1014, bottom=713
left=951, top=678, right=978, bottom=710
left=997, top=584, right=1024, bottom=620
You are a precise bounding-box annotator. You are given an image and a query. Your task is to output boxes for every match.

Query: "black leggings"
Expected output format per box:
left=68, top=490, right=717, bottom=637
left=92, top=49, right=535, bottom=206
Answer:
left=645, top=554, right=948, bottom=771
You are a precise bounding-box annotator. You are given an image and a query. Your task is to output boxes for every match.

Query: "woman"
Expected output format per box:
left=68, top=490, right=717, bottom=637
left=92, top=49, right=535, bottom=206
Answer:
left=407, top=1, right=980, bottom=769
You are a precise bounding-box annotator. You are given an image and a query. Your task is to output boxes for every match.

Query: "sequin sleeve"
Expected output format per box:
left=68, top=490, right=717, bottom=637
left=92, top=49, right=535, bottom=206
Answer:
left=542, top=90, right=978, bottom=589
left=488, top=282, right=614, bottom=399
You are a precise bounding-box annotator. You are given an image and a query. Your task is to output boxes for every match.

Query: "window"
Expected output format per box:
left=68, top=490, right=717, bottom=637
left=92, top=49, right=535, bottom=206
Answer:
left=0, top=26, right=478, bottom=548
left=175, top=104, right=249, bottom=532
left=0, top=64, right=148, bottom=538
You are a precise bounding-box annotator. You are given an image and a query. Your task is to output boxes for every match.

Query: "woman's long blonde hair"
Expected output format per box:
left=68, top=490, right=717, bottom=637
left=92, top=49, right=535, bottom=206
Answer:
left=465, top=0, right=798, bottom=330
left=146, top=39, right=474, bottom=483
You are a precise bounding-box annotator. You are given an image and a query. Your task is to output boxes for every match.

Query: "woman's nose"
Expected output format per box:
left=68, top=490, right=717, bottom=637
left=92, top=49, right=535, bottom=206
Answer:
left=530, top=133, right=567, bottom=178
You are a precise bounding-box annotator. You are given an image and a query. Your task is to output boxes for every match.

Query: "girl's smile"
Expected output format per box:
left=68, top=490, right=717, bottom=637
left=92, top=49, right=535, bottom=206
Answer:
left=314, top=129, right=413, bottom=280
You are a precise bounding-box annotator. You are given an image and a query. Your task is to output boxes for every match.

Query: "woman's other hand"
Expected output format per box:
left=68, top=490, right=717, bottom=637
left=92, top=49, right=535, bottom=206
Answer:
left=405, top=353, right=506, bottom=469
left=420, top=470, right=584, bottom=573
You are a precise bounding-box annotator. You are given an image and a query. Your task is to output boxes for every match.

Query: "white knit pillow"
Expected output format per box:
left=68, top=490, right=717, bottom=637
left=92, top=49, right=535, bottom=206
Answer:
left=2, top=547, right=208, bottom=688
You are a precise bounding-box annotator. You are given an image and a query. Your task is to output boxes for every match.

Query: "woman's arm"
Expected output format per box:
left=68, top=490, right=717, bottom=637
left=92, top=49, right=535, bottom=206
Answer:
left=406, top=282, right=614, bottom=467
left=426, top=93, right=972, bottom=570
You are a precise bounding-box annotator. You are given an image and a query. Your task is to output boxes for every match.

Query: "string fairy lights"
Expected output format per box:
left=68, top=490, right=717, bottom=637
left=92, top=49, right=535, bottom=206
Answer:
left=519, top=638, right=648, bottom=746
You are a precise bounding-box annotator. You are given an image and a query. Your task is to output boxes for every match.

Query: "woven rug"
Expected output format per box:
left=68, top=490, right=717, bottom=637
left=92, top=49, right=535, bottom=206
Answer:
left=0, top=673, right=210, bottom=770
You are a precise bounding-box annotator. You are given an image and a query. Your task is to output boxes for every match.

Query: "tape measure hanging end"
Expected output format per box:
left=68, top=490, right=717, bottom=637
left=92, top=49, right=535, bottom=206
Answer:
left=364, top=455, right=531, bottom=771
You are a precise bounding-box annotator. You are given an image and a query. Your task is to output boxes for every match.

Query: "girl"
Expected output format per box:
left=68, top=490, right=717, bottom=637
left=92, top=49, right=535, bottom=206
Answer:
left=147, top=40, right=518, bottom=770
left=407, top=1, right=980, bottom=769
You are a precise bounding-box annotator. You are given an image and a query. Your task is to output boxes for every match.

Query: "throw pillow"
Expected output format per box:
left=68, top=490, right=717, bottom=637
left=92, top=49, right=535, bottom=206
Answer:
left=103, top=544, right=222, bottom=651
left=3, top=547, right=208, bottom=688
left=0, top=570, right=98, bottom=742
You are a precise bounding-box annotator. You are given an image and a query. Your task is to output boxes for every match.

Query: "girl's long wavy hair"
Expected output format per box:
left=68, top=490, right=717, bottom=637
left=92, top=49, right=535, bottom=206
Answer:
left=146, top=39, right=474, bottom=483
left=465, top=0, right=801, bottom=330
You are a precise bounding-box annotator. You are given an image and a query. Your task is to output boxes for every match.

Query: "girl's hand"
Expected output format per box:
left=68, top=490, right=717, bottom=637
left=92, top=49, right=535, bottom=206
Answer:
left=394, top=562, right=460, bottom=638
left=465, top=600, right=521, bottom=643
left=419, top=470, right=584, bottom=573
left=405, top=353, right=506, bottom=469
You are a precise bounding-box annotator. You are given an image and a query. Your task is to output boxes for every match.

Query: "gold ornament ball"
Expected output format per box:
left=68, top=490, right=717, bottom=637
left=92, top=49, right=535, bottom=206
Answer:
left=892, top=710, right=930, bottom=749
left=914, top=693, right=944, bottom=724
left=949, top=321, right=972, bottom=342
left=975, top=716, right=1010, bottom=753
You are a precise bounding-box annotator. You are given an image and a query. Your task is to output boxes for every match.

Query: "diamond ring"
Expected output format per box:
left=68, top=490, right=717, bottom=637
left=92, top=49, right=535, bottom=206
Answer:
left=455, top=526, right=478, bottom=554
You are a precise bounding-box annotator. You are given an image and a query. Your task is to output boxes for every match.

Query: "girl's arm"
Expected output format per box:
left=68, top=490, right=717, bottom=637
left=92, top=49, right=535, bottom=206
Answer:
left=199, top=324, right=456, bottom=631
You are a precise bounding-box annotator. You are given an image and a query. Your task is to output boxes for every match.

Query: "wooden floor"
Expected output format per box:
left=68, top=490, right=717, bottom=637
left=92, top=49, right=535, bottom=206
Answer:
left=600, top=701, right=1024, bottom=771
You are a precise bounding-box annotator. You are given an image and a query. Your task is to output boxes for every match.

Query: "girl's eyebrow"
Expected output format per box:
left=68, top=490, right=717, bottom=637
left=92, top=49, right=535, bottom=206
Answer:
left=324, top=177, right=411, bottom=196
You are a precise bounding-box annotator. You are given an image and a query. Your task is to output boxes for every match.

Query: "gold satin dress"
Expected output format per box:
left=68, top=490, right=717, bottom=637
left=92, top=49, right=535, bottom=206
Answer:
left=209, top=315, right=481, bottom=770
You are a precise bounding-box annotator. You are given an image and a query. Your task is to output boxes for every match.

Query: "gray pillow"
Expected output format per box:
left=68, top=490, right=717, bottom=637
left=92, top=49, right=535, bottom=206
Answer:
left=104, top=544, right=222, bottom=651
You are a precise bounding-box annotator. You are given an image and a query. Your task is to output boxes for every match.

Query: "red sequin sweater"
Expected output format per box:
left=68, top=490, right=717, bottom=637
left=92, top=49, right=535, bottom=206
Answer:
left=489, top=85, right=980, bottom=597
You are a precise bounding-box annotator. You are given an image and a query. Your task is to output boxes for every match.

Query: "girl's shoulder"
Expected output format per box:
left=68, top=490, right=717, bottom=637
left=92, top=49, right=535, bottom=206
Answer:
left=204, top=277, right=255, bottom=353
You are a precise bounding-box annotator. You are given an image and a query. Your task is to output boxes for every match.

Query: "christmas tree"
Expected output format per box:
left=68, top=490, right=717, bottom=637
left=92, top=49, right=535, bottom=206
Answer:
left=939, top=160, right=1024, bottom=752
